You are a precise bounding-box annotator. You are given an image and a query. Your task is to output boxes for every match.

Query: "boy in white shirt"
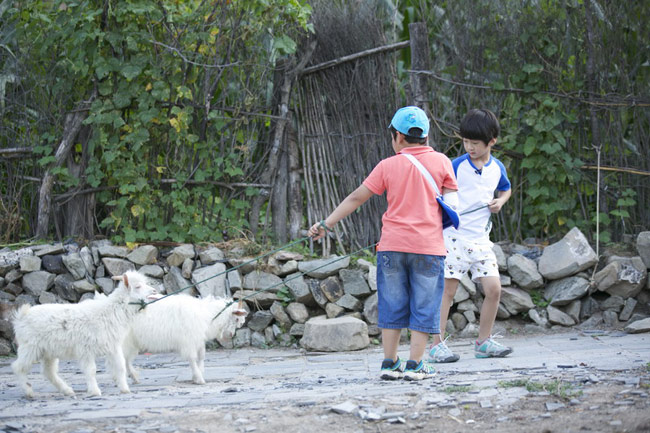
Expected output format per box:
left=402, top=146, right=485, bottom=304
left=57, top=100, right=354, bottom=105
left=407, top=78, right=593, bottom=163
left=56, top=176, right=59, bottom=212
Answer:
left=428, top=109, right=513, bottom=362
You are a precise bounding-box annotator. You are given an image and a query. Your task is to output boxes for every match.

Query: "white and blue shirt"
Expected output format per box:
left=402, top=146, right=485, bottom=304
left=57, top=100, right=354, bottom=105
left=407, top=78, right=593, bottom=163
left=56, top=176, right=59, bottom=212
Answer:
left=444, top=153, right=511, bottom=243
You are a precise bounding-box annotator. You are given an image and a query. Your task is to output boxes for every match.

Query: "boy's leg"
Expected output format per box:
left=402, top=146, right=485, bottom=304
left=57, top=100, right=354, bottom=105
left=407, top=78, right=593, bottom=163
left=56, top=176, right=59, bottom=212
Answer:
left=376, top=251, right=410, bottom=379
left=402, top=253, right=443, bottom=380
left=409, top=330, right=429, bottom=362
left=428, top=278, right=462, bottom=363
left=475, top=275, right=512, bottom=358
left=382, top=328, right=402, bottom=361
left=403, top=330, right=437, bottom=381
left=404, top=330, right=437, bottom=380
left=429, top=234, right=467, bottom=364
left=379, top=328, right=405, bottom=380
left=477, top=276, right=501, bottom=341
left=432, top=278, right=460, bottom=345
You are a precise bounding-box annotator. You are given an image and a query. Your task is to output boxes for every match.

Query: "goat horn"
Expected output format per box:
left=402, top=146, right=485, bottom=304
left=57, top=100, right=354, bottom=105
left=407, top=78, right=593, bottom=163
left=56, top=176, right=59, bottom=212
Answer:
left=237, top=298, right=243, bottom=309
left=112, top=275, right=124, bottom=281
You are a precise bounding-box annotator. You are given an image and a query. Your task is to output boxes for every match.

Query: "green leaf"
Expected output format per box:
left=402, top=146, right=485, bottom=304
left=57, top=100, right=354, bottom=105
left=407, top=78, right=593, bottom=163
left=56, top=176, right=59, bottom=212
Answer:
left=124, top=227, right=137, bottom=243
left=523, top=137, right=536, bottom=156
left=38, top=155, right=56, bottom=166
left=611, top=210, right=630, bottom=218
left=521, top=157, right=538, bottom=169
left=522, top=63, right=543, bottom=74
left=544, top=43, right=558, bottom=56
left=113, top=90, right=132, bottom=109
left=121, top=64, right=142, bottom=80
left=273, top=34, right=297, bottom=55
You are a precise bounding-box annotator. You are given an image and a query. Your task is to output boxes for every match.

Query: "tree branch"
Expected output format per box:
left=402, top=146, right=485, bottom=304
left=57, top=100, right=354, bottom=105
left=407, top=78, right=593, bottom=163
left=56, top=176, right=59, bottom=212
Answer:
left=409, top=69, right=650, bottom=107
left=0, top=147, right=33, bottom=158
left=301, top=40, right=409, bottom=76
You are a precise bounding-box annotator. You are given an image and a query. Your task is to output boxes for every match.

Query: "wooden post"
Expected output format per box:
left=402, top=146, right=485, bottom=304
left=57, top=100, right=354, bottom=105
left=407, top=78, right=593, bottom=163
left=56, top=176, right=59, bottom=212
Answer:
left=408, top=22, right=431, bottom=112
left=35, top=91, right=96, bottom=239
left=287, top=124, right=302, bottom=240
left=271, top=130, right=289, bottom=244
left=249, top=41, right=316, bottom=240
left=61, top=127, right=95, bottom=239
left=250, top=57, right=291, bottom=241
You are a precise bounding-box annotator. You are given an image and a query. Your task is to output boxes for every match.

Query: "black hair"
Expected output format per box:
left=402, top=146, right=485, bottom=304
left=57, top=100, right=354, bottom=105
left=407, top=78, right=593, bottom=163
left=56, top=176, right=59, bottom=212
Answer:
left=459, top=109, right=500, bottom=144
left=389, top=126, right=427, bottom=145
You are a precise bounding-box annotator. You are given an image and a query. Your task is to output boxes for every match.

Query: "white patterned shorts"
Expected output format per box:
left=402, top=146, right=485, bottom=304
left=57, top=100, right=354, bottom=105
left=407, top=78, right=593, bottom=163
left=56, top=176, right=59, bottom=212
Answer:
left=443, top=233, right=499, bottom=281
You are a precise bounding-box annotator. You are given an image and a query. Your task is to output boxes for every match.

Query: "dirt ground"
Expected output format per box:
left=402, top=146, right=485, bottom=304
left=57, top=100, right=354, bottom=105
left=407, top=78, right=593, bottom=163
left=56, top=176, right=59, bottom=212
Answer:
left=157, top=381, right=650, bottom=433
left=3, top=327, right=649, bottom=433
left=10, top=367, right=648, bottom=433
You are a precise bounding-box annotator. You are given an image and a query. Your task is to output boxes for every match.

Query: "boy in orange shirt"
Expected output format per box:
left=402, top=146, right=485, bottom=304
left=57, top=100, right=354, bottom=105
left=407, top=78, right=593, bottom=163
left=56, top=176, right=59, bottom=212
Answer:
left=309, top=106, right=457, bottom=380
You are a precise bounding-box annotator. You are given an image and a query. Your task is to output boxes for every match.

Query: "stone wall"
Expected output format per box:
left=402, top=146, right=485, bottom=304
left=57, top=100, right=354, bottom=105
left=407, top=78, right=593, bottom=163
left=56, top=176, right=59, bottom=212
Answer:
left=1, top=229, right=649, bottom=354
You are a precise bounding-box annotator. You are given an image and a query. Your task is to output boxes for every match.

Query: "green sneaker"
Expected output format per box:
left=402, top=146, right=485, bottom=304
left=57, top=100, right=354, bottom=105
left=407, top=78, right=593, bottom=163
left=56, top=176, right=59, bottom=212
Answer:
left=475, top=336, right=513, bottom=358
left=403, top=360, right=436, bottom=381
left=427, top=339, right=460, bottom=363
left=380, top=358, right=404, bottom=380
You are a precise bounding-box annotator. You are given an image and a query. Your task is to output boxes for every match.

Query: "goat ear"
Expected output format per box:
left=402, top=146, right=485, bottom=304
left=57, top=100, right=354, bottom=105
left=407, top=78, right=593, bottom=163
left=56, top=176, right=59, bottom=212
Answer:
left=114, top=273, right=130, bottom=288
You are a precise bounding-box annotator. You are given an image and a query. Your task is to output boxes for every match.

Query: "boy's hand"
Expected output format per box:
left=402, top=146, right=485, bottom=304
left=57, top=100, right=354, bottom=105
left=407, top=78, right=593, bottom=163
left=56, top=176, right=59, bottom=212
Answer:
left=308, top=220, right=331, bottom=241
left=488, top=189, right=511, bottom=213
left=487, top=198, right=505, bottom=213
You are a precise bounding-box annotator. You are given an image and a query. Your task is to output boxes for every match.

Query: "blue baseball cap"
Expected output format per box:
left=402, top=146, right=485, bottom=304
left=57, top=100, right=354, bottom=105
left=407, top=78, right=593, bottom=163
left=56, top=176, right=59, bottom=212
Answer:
left=389, top=106, right=429, bottom=138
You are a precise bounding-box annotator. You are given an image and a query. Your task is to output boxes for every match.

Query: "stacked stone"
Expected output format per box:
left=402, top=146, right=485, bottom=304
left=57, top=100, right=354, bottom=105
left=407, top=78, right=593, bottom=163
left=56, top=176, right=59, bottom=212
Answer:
left=492, top=228, right=650, bottom=336
left=0, top=230, right=649, bottom=355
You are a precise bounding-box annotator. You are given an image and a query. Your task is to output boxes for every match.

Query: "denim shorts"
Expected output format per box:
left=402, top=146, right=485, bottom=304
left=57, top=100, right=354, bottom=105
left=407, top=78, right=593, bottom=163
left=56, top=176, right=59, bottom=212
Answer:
left=376, top=251, right=445, bottom=334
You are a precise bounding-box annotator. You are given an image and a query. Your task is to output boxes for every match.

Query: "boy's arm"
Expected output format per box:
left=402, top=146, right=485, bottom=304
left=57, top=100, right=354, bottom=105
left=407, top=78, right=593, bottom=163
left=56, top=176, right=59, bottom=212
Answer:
left=488, top=188, right=512, bottom=213
left=308, top=185, right=374, bottom=240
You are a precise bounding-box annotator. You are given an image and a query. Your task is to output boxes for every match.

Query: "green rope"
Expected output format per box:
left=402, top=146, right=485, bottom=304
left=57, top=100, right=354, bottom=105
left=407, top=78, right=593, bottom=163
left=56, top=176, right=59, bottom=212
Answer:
left=132, top=205, right=487, bottom=311
left=129, top=236, right=312, bottom=308
left=319, top=220, right=334, bottom=232
left=459, top=203, right=489, bottom=216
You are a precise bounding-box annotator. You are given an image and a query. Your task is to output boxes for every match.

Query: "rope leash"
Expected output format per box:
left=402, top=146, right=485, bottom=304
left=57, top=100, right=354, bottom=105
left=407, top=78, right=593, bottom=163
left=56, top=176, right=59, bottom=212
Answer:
left=129, top=236, right=312, bottom=309
left=131, top=206, right=488, bottom=311
left=319, top=220, right=334, bottom=232
left=460, top=203, right=489, bottom=216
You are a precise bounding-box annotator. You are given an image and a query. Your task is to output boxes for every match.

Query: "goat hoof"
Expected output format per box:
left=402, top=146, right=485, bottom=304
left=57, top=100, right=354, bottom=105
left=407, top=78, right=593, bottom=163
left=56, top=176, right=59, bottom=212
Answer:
left=87, top=389, right=101, bottom=397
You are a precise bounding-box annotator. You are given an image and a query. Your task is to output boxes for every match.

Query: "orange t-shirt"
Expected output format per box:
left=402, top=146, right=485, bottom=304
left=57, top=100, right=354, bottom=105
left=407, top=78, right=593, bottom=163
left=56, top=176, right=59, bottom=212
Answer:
left=363, top=146, right=457, bottom=255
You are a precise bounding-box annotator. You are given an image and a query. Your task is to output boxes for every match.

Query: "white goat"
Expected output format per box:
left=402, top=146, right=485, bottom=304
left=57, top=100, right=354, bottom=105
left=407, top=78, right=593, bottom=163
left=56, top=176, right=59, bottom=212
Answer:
left=11, top=271, right=158, bottom=398
left=119, top=294, right=247, bottom=385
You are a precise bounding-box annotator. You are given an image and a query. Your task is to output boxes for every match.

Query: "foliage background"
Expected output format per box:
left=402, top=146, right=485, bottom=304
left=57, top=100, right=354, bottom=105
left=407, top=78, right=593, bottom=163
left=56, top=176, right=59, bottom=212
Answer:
left=1, top=0, right=312, bottom=244
left=1, top=0, right=648, bottom=249
left=411, top=0, right=650, bottom=245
